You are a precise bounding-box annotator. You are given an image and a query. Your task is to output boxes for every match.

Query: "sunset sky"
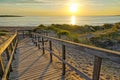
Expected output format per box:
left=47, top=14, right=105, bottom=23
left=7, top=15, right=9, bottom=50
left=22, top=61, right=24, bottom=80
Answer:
left=0, top=0, right=120, bottom=16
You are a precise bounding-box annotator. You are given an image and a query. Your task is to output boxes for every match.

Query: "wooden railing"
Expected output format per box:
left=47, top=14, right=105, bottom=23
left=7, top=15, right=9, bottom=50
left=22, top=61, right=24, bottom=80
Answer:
left=0, top=32, right=18, bottom=80
left=31, top=32, right=120, bottom=80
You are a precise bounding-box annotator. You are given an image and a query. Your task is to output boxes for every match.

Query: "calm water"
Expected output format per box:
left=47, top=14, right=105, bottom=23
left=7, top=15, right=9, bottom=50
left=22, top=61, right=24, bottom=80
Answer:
left=0, top=16, right=120, bottom=27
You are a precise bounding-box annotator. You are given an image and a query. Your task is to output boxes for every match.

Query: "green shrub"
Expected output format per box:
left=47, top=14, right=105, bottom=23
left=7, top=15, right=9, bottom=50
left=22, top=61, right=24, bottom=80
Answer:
left=0, top=30, right=8, bottom=32
left=103, top=24, right=113, bottom=29
left=68, top=34, right=80, bottom=43
left=46, top=26, right=60, bottom=32
left=57, top=30, right=70, bottom=38
left=0, top=32, right=6, bottom=36
left=33, top=24, right=47, bottom=32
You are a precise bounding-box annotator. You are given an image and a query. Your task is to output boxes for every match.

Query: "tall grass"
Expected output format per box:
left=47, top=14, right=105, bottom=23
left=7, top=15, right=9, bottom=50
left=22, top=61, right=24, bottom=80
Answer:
left=33, top=22, right=120, bottom=46
left=0, top=32, right=6, bottom=36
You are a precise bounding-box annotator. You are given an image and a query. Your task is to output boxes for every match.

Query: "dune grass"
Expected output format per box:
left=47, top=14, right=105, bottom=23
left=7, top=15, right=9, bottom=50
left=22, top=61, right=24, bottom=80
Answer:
left=33, top=22, right=120, bottom=48
left=0, top=31, right=7, bottom=36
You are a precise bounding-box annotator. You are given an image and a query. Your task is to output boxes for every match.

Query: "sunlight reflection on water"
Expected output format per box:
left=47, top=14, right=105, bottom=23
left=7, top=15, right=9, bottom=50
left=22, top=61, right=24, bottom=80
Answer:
left=71, top=16, right=76, bottom=25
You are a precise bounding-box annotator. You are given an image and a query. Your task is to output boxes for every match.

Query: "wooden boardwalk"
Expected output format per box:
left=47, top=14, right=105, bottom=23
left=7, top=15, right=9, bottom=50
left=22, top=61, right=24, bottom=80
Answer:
left=9, top=38, right=62, bottom=80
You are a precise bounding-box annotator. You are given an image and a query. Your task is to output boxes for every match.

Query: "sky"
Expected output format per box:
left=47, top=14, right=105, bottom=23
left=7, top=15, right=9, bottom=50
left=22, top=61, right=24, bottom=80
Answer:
left=0, top=0, right=120, bottom=16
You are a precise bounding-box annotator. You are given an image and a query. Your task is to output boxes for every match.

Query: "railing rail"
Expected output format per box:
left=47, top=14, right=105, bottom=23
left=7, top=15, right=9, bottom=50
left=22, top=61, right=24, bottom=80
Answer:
left=31, top=32, right=120, bottom=80
left=0, top=32, right=18, bottom=80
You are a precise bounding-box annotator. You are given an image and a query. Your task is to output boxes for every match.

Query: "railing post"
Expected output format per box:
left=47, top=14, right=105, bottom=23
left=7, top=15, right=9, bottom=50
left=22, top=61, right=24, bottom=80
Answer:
left=62, top=45, right=66, bottom=76
left=0, top=56, right=4, bottom=78
left=34, top=35, right=37, bottom=45
left=6, top=48, right=10, bottom=61
left=32, top=33, right=34, bottom=43
left=30, top=31, right=32, bottom=38
left=23, top=31, right=25, bottom=38
left=28, top=30, right=31, bottom=38
left=49, top=41, right=52, bottom=62
left=14, top=37, right=17, bottom=54
left=38, top=36, right=40, bottom=49
left=93, top=56, right=102, bottom=80
left=10, top=43, right=15, bottom=60
left=35, top=35, right=37, bottom=46
left=42, top=37, right=45, bottom=54
left=9, top=44, right=14, bottom=72
left=33, top=34, right=35, bottom=44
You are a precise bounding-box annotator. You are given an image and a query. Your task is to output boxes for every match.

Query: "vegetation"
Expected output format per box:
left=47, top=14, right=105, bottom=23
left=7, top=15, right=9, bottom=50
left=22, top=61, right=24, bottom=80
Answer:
left=33, top=22, right=120, bottom=48
left=0, top=32, right=6, bottom=36
left=0, top=30, right=7, bottom=36
left=0, top=30, right=8, bottom=32
left=90, top=22, right=120, bottom=48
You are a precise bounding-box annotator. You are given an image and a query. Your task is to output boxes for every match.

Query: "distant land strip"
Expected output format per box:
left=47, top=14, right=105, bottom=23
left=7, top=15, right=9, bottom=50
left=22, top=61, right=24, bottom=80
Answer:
left=0, top=15, right=23, bottom=17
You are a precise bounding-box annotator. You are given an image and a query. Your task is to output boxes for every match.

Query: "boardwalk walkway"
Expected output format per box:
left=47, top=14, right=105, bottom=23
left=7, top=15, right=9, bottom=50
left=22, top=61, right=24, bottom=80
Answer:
left=9, top=38, right=62, bottom=80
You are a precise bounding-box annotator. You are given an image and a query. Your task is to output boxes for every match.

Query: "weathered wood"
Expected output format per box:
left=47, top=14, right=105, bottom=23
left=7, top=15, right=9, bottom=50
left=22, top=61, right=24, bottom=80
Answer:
left=0, top=60, right=3, bottom=78
left=42, top=37, right=45, bottom=54
left=22, top=31, right=25, bottom=38
left=34, top=35, right=37, bottom=45
left=14, top=38, right=17, bottom=54
left=5, top=48, right=10, bottom=61
left=34, top=33, right=120, bottom=64
left=49, top=41, right=52, bottom=62
left=0, top=56, right=4, bottom=78
left=9, top=38, right=62, bottom=80
left=38, top=37, right=40, bottom=49
left=7, top=31, right=120, bottom=80
left=62, top=45, right=66, bottom=76
left=2, top=39, right=18, bottom=80
left=28, top=30, right=32, bottom=38
left=93, top=56, right=102, bottom=80
left=31, top=34, right=34, bottom=42
left=10, top=43, right=15, bottom=60
left=50, top=50, right=91, bottom=80
left=0, top=33, right=17, bottom=55
left=0, top=32, right=17, bottom=80
left=35, top=36, right=37, bottom=47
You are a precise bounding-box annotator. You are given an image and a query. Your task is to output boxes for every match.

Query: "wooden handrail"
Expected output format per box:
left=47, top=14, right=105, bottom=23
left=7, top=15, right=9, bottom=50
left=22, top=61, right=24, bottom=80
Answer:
left=2, top=39, right=18, bottom=80
left=0, top=32, right=18, bottom=80
left=31, top=32, right=120, bottom=80
left=0, top=32, right=17, bottom=55
left=16, top=30, right=120, bottom=80
left=33, top=32, right=120, bottom=64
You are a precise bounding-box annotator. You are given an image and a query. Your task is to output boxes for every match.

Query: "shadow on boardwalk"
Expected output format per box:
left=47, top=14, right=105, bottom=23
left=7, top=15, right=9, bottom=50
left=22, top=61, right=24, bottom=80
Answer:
left=9, top=38, right=63, bottom=80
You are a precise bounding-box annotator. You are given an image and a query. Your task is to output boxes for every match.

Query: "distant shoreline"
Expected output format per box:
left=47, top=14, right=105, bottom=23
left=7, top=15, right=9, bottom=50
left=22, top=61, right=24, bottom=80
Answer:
left=0, top=15, right=23, bottom=17
left=0, top=15, right=120, bottom=17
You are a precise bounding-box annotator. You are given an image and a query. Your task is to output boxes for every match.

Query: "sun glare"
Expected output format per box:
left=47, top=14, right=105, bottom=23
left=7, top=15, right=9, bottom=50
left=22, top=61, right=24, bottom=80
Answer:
left=70, top=4, right=78, bottom=13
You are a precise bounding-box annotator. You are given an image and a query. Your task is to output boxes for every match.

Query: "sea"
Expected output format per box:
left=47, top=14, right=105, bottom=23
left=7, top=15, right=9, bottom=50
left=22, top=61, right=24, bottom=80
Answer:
left=0, top=16, right=120, bottom=27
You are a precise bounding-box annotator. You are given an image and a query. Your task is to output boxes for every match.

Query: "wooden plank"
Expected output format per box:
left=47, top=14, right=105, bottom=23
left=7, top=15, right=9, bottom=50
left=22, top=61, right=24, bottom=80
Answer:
left=62, top=45, right=66, bottom=76
left=49, top=41, right=52, bottom=62
left=0, top=56, right=4, bottom=78
left=42, top=37, right=45, bottom=54
left=9, top=38, right=62, bottom=80
left=2, top=39, right=18, bottom=80
left=0, top=32, right=17, bottom=55
left=22, top=31, right=24, bottom=38
left=5, top=48, right=10, bottom=61
left=34, top=33, right=120, bottom=64
left=93, top=56, right=102, bottom=80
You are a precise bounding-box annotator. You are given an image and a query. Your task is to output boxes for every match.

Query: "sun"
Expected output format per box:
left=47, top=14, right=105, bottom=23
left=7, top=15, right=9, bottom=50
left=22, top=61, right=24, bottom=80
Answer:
left=70, top=4, right=78, bottom=13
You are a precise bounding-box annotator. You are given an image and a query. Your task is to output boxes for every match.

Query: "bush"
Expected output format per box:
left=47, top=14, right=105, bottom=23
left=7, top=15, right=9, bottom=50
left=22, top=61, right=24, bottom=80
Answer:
left=57, top=30, right=70, bottom=38
left=68, top=34, right=80, bottom=43
left=33, top=24, right=47, bottom=32
left=103, top=24, right=113, bottom=29
left=46, top=26, right=60, bottom=32
left=0, top=30, right=8, bottom=32
left=0, top=32, right=6, bottom=36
